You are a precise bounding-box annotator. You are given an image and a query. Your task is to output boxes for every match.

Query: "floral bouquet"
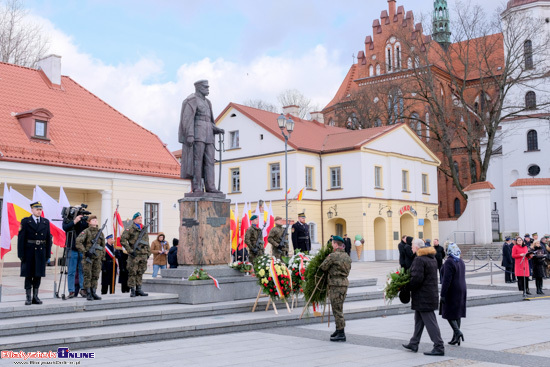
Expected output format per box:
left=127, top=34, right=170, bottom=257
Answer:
left=286, top=252, right=310, bottom=295
left=254, top=255, right=292, bottom=300
left=187, top=268, right=211, bottom=281
left=229, top=261, right=254, bottom=273
left=383, top=268, right=410, bottom=304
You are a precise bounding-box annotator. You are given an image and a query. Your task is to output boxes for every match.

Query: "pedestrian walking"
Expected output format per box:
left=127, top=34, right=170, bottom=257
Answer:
left=402, top=239, right=445, bottom=356
left=440, top=243, right=466, bottom=346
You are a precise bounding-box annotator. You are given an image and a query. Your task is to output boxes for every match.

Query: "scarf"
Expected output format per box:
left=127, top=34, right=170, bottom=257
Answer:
left=447, top=243, right=461, bottom=262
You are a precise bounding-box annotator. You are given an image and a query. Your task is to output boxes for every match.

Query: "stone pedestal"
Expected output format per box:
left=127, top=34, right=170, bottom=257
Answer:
left=178, top=195, right=231, bottom=265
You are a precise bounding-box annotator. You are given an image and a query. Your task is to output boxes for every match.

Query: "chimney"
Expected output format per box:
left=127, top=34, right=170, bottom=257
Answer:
left=310, top=111, right=325, bottom=124
left=388, top=0, right=396, bottom=17
left=282, top=105, right=300, bottom=117
left=37, top=54, right=62, bottom=86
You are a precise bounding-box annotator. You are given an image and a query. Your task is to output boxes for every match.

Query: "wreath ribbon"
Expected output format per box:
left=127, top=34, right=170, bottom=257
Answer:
left=269, top=257, right=285, bottom=299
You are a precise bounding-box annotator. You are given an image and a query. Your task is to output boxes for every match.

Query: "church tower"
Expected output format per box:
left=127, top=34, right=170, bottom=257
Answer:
left=433, top=0, right=451, bottom=49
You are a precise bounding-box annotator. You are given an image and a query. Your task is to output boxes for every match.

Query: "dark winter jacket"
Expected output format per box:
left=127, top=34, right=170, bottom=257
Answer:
left=402, top=236, right=415, bottom=270
left=440, top=256, right=467, bottom=320
left=398, top=240, right=407, bottom=268
left=501, top=242, right=514, bottom=267
left=409, top=246, right=439, bottom=312
left=62, top=219, right=88, bottom=251
left=434, top=245, right=446, bottom=269
left=168, top=245, right=178, bottom=268
left=532, top=244, right=547, bottom=279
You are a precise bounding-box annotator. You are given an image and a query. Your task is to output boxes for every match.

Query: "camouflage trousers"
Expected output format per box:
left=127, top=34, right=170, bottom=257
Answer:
left=271, top=246, right=288, bottom=260
left=81, top=256, right=102, bottom=289
left=249, top=250, right=264, bottom=265
left=127, top=254, right=148, bottom=288
left=329, top=285, right=348, bottom=330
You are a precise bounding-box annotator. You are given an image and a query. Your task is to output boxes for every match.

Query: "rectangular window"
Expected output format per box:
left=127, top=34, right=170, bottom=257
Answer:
left=330, top=167, right=341, bottom=189
left=422, top=174, right=429, bottom=194
left=229, top=131, right=239, bottom=149
left=308, top=223, right=316, bottom=243
left=270, top=163, right=280, bottom=189
left=305, top=167, right=313, bottom=189
left=402, top=170, right=409, bottom=192
left=374, top=166, right=382, bottom=188
left=35, top=120, right=46, bottom=137
left=231, top=168, right=240, bottom=192
left=144, top=202, right=159, bottom=233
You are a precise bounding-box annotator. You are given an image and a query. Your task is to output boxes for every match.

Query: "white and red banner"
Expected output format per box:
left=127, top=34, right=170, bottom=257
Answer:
left=33, top=186, right=66, bottom=247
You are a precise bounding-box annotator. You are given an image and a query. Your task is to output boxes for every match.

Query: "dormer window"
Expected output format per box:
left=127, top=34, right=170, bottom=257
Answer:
left=35, top=120, right=47, bottom=138
left=15, top=108, right=53, bottom=141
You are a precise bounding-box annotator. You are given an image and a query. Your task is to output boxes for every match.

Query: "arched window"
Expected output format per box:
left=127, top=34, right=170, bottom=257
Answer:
left=454, top=198, right=461, bottom=217
left=416, top=121, right=422, bottom=137
left=410, top=113, right=420, bottom=137
left=425, top=112, right=430, bottom=141
left=376, top=63, right=381, bottom=75
left=386, top=45, right=393, bottom=72
left=395, top=44, right=401, bottom=70
left=527, top=129, right=538, bottom=151
left=389, top=89, right=404, bottom=124
left=453, top=161, right=459, bottom=175
left=407, top=57, right=413, bottom=69
left=524, top=40, right=533, bottom=69
left=369, top=65, right=374, bottom=76
left=525, top=91, right=536, bottom=110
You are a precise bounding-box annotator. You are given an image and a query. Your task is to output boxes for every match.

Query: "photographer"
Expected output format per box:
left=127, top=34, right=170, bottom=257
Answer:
left=63, top=209, right=89, bottom=298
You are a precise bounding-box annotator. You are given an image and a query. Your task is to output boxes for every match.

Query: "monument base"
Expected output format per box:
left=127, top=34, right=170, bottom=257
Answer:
left=142, top=267, right=259, bottom=304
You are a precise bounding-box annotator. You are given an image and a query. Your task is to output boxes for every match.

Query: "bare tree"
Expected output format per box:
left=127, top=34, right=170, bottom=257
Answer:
left=400, top=1, right=550, bottom=199
left=277, top=89, right=314, bottom=119
left=0, top=0, right=49, bottom=68
left=242, top=99, right=279, bottom=113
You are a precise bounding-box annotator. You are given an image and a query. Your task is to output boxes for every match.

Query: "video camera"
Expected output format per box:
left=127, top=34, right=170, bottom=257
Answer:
left=61, top=204, right=91, bottom=222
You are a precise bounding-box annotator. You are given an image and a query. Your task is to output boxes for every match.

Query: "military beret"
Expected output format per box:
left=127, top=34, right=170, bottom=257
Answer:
left=30, top=201, right=43, bottom=209
left=133, top=212, right=142, bottom=220
left=298, top=212, right=306, bottom=218
left=274, top=216, right=282, bottom=221
left=332, top=235, right=344, bottom=243
left=106, top=234, right=114, bottom=239
left=250, top=215, right=258, bottom=221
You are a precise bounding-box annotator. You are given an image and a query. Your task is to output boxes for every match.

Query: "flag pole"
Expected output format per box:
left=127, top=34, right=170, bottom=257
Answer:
left=53, top=245, right=59, bottom=298
left=0, top=256, right=4, bottom=302
left=112, top=201, right=119, bottom=294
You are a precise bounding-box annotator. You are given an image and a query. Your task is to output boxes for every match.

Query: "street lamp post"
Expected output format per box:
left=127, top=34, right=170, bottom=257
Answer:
left=277, top=113, right=294, bottom=238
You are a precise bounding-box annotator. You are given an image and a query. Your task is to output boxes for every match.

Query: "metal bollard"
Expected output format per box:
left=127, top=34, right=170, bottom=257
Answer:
left=489, top=251, right=495, bottom=287
left=473, top=251, right=476, bottom=271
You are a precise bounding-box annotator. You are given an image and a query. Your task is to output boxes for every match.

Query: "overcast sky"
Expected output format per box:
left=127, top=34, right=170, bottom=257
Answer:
left=26, top=0, right=506, bottom=151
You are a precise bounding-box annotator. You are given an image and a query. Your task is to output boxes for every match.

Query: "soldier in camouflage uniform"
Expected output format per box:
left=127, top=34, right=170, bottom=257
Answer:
left=319, top=235, right=352, bottom=342
left=245, top=215, right=264, bottom=264
left=268, top=216, right=288, bottom=260
left=75, top=215, right=105, bottom=301
left=121, top=212, right=151, bottom=297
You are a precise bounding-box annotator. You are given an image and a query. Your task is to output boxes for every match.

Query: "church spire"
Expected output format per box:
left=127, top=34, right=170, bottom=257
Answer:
left=433, top=0, right=451, bottom=49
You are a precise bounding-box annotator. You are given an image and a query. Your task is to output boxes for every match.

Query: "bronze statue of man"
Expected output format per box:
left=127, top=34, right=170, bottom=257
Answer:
left=178, top=80, right=224, bottom=193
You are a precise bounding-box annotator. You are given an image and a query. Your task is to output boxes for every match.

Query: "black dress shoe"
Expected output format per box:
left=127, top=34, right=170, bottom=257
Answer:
left=526, top=290, right=532, bottom=295
left=402, top=344, right=418, bottom=353
left=424, top=348, right=445, bottom=356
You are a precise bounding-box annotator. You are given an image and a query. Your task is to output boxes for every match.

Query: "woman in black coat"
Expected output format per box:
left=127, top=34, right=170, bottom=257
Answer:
left=531, top=241, right=546, bottom=294
left=440, top=243, right=467, bottom=346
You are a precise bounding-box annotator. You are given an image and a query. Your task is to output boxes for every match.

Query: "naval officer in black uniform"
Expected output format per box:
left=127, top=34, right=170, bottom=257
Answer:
left=291, top=213, right=311, bottom=252
left=17, top=201, right=52, bottom=305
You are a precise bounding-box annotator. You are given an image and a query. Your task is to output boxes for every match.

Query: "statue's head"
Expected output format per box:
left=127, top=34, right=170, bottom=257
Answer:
left=194, top=80, right=209, bottom=96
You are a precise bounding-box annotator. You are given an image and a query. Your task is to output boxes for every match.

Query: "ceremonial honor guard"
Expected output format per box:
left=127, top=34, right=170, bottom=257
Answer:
left=121, top=212, right=151, bottom=297
left=244, top=215, right=264, bottom=264
left=75, top=215, right=106, bottom=301
left=291, top=213, right=311, bottom=252
left=268, top=216, right=287, bottom=259
left=17, top=201, right=52, bottom=305
left=101, top=234, right=118, bottom=294
left=319, top=235, right=352, bottom=342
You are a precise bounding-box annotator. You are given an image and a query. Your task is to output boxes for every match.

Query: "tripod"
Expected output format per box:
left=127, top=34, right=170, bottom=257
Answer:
left=55, top=230, right=74, bottom=300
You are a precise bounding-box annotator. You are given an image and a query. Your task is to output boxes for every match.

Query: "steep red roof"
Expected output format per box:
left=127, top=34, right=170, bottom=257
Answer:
left=322, top=64, right=358, bottom=112
left=0, top=62, right=180, bottom=178
left=463, top=181, right=495, bottom=191
left=511, top=178, right=550, bottom=187
left=219, top=103, right=403, bottom=153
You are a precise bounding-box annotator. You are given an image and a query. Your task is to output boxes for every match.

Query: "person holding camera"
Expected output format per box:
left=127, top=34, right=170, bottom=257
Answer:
left=75, top=215, right=106, bottom=301
left=18, top=202, right=52, bottom=305
left=151, top=232, right=170, bottom=278
left=62, top=208, right=89, bottom=298
left=121, top=212, right=151, bottom=297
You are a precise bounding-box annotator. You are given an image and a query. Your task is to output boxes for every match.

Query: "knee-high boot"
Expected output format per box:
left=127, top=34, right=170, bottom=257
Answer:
left=448, top=319, right=464, bottom=346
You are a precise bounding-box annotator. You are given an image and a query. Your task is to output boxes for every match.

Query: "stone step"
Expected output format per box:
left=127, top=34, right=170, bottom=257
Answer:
left=0, top=285, right=382, bottom=337
left=0, top=288, right=522, bottom=352
left=0, top=293, right=179, bottom=320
